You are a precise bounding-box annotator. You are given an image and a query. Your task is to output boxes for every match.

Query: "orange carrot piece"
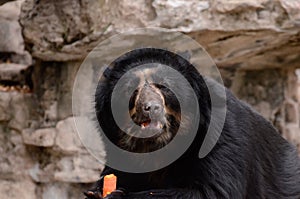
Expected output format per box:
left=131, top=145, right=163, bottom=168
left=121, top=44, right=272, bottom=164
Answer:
left=103, top=174, right=117, bottom=197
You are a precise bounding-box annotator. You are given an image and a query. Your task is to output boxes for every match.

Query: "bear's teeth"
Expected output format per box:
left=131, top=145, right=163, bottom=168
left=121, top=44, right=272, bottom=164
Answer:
left=141, top=121, right=163, bottom=129
left=141, top=120, right=151, bottom=128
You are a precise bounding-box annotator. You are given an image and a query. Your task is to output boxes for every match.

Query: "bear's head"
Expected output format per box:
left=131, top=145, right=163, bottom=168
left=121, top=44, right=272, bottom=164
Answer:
left=95, top=48, right=211, bottom=154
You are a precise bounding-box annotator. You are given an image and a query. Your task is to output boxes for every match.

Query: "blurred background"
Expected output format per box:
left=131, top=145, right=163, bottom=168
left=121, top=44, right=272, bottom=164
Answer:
left=0, top=0, right=299, bottom=198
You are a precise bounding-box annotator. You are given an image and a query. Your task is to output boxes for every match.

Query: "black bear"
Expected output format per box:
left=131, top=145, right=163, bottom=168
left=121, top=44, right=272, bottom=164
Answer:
left=85, top=48, right=300, bottom=199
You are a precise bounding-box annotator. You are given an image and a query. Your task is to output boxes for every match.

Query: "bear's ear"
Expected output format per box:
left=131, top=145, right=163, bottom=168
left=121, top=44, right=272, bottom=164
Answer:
left=103, top=67, right=112, bottom=79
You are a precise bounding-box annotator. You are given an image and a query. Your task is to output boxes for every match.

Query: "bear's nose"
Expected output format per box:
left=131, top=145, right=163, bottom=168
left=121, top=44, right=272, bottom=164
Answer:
left=143, top=101, right=163, bottom=116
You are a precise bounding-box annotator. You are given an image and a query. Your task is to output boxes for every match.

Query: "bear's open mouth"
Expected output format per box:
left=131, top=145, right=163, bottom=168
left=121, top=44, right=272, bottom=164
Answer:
left=140, top=119, right=151, bottom=128
left=140, top=119, right=164, bottom=130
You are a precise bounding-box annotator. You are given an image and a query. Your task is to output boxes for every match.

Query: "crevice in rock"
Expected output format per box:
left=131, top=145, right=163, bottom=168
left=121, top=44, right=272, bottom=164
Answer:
left=0, top=64, right=33, bottom=92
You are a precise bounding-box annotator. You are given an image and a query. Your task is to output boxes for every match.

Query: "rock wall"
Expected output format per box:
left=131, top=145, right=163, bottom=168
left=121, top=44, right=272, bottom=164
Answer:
left=0, top=0, right=299, bottom=198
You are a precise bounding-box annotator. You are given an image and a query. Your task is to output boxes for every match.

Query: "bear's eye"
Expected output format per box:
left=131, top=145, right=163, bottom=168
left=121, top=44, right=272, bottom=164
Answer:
left=154, top=84, right=167, bottom=90
left=155, top=83, right=173, bottom=91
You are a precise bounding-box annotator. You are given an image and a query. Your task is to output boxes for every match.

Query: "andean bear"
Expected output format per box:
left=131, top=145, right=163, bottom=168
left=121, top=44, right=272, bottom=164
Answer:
left=84, top=48, right=300, bottom=199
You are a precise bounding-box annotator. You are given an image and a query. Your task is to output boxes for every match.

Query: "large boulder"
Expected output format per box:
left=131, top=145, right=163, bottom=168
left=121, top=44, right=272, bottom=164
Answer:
left=19, top=0, right=300, bottom=70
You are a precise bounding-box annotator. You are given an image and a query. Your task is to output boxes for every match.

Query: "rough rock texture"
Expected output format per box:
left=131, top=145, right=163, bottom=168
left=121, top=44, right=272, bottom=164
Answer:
left=0, top=0, right=31, bottom=65
left=0, top=1, right=103, bottom=198
left=22, top=128, right=56, bottom=147
left=0, top=63, right=31, bottom=83
left=0, top=180, right=37, bottom=199
left=0, top=0, right=299, bottom=198
left=20, top=0, right=300, bottom=69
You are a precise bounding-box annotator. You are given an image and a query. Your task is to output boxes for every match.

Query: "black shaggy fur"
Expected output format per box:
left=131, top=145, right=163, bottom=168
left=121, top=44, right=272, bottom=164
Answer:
left=85, top=48, right=300, bottom=199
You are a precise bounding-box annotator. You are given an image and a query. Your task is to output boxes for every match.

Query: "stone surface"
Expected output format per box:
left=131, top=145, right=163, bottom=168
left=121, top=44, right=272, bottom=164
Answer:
left=0, top=0, right=24, bottom=53
left=20, top=0, right=104, bottom=61
left=22, top=128, right=56, bottom=147
left=54, top=155, right=101, bottom=183
left=0, top=0, right=15, bottom=6
left=29, top=163, right=55, bottom=183
left=0, top=91, right=38, bottom=131
left=0, top=91, right=11, bottom=121
left=0, top=63, right=31, bottom=83
left=41, top=182, right=92, bottom=199
left=0, top=1, right=23, bottom=20
left=280, top=0, right=300, bottom=22
left=0, top=180, right=37, bottom=199
left=55, top=117, right=84, bottom=153
left=42, top=183, right=68, bottom=199
left=0, top=19, right=23, bottom=54
left=0, top=0, right=31, bottom=66
left=20, top=0, right=300, bottom=71
left=31, top=61, right=79, bottom=125
left=0, top=129, right=33, bottom=180
left=211, top=0, right=268, bottom=13
left=7, top=92, right=38, bottom=131
left=230, top=69, right=285, bottom=124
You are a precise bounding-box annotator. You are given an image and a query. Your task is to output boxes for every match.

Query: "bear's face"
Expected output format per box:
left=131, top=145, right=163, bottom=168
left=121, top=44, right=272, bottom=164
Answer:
left=96, top=48, right=207, bottom=154
left=118, top=66, right=181, bottom=152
